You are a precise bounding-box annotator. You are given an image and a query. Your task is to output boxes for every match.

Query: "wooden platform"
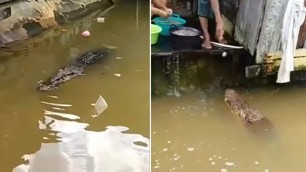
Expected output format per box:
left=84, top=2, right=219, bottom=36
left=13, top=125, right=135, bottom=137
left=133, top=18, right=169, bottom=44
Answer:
left=151, top=35, right=244, bottom=57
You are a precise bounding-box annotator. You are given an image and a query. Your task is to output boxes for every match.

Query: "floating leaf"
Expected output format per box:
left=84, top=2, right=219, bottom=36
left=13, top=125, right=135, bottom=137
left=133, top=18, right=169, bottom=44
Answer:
left=95, top=95, right=108, bottom=115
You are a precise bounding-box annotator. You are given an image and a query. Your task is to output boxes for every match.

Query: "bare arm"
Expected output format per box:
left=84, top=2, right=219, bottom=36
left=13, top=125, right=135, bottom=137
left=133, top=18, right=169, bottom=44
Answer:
left=210, top=0, right=224, bottom=42
left=151, top=5, right=168, bottom=17
left=151, top=0, right=167, bottom=11
left=210, top=0, right=222, bottom=22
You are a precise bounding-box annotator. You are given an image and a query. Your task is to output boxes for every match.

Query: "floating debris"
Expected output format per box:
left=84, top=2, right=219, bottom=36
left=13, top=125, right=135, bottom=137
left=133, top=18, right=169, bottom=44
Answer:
left=95, top=95, right=108, bottom=115
left=82, top=30, right=90, bottom=37
left=114, top=73, right=121, bottom=77
left=221, top=169, right=227, bottom=172
left=163, top=148, right=168, bottom=152
left=211, top=162, right=215, bottom=165
left=91, top=114, right=99, bottom=118
left=254, top=161, right=259, bottom=165
left=97, top=17, right=105, bottom=23
left=222, top=52, right=227, bottom=57
left=51, top=107, right=65, bottom=111
left=116, top=56, right=124, bottom=60
left=225, top=162, right=235, bottom=167
left=187, top=147, right=194, bottom=151
left=264, top=169, right=270, bottom=172
left=40, top=101, right=72, bottom=107
left=44, top=110, right=80, bottom=120
left=47, top=95, right=58, bottom=99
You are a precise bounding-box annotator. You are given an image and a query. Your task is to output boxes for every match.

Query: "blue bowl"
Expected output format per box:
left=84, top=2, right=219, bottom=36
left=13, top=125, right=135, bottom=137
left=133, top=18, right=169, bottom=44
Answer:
left=152, top=14, right=186, bottom=36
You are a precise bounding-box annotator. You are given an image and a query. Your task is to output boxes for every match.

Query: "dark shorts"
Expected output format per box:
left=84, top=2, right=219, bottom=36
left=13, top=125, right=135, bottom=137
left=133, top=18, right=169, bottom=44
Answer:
left=197, top=0, right=214, bottom=19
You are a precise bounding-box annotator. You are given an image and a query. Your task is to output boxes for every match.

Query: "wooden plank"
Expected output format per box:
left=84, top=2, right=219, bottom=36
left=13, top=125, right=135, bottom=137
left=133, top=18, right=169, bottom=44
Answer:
left=266, top=48, right=306, bottom=60
left=264, top=48, right=306, bottom=74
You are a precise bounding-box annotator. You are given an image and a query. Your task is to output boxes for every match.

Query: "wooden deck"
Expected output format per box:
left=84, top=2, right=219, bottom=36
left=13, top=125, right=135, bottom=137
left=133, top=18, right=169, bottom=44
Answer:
left=151, top=35, right=243, bottom=58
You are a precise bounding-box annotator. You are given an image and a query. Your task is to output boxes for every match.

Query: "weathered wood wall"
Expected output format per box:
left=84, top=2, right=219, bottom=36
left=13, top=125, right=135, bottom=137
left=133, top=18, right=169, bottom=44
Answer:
left=255, top=0, right=287, bottom=64
left=235, top=0, right=306, bottom=64
left=234, top=0, right=267, bottom=57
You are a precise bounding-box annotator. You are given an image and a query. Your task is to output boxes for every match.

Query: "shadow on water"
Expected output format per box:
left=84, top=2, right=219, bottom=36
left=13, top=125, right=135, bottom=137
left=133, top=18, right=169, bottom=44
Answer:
left=0, top=0, right=150, bottom=171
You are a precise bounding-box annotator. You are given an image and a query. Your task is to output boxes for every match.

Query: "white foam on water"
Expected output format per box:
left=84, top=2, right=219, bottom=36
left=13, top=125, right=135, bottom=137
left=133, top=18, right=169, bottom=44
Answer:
left=44, top=110, right=80, bottom=120
left=41, top=101, right=72, bottom=107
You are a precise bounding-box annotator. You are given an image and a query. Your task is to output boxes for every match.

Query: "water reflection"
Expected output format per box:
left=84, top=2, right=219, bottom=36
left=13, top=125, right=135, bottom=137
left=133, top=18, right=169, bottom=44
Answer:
left=13, top=111, right=149, bottom=172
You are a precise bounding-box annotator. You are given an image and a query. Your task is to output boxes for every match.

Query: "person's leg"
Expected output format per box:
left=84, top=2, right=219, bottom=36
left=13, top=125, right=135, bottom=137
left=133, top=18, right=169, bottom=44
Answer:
left=199, top=17, right=211, bottom=49
left=198, top=0, right=212, bottom=49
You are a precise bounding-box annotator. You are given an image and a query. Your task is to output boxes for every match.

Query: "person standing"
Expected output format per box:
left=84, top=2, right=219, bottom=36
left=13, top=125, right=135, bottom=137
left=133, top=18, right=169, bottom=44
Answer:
left=198, top=0, right=225, bottom=49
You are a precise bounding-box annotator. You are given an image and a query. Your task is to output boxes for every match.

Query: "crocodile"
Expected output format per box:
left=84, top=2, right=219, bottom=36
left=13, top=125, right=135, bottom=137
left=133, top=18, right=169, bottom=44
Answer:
left=224, top=89, right=264, bottom=123
left=37, top=48, right=111, bottom=91
left=224, top=89, right=277, bottom=140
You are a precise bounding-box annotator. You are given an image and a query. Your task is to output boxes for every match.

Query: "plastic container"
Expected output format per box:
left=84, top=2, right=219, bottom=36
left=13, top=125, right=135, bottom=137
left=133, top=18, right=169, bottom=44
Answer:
left=152, top=14, right=186, bottom=36
left=151, top=24, right=162, bottom=45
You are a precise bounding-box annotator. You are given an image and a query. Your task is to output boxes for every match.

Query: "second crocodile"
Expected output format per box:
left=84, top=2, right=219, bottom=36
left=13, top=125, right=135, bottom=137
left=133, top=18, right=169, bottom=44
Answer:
left=37, top=48, right=111, bottom=91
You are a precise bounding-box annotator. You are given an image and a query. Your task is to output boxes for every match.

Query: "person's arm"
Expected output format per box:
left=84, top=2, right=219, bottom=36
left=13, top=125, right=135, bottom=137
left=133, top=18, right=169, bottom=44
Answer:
left=151, top=0, right=168, bottom=11
left=210, top=0, right=224, bottom=42
left=151, top=6, right=168, bottom=18
left=210, top=0, right=222, bottom=23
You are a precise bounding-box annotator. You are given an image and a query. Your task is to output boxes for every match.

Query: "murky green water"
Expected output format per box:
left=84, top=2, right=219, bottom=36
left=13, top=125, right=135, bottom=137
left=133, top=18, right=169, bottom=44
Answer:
left=152, top=55, right=306, bottom=172
left=0, top=1, right=150, bottom=171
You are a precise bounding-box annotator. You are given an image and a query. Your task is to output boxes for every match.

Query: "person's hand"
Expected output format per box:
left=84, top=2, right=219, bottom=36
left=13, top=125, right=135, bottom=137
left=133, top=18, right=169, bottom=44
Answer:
left=158, top=9, right=170, bottom=18
left=215, top=18, right=224, bottom=42
left=164, top=8, right=173, bottom=15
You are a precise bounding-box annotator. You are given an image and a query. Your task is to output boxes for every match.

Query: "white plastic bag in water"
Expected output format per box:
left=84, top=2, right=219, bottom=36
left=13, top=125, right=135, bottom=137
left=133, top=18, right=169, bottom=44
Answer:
left=95, top=95, right=108, bottom=115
